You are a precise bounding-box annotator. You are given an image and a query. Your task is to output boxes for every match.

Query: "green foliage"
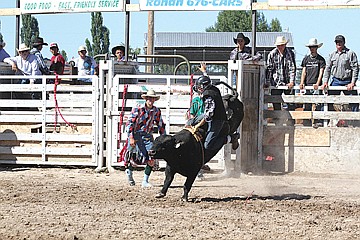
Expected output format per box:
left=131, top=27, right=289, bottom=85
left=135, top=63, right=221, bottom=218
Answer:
left=20, top=14, right=39, bottom=47
left=270, top=18, right=282, bottom=32
left=61, top=50, right=68, bottom=62
left=206, top=11, right=282, bottom=32
left=86, top=12, right=110, bottom=58
left=85, top=38, right=92, bottom=55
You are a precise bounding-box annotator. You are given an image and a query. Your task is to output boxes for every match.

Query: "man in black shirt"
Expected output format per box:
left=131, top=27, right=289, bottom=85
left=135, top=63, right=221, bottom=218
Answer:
left=300, top=38, right=326, bottom=127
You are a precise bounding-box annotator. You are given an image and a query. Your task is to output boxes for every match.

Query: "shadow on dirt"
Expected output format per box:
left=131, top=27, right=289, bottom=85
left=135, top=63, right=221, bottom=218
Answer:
left=200, top=193, right=312, bottom=203
left=0, top=166, right=31, bottom=172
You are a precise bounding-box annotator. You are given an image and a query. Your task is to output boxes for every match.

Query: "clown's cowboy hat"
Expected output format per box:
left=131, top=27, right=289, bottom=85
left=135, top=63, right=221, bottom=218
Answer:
left=141, top=89, right=160, bottom=101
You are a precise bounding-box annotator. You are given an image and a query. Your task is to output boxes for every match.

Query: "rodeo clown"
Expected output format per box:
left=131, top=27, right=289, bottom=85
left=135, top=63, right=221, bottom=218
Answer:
left=124, top=89, right=166, bottom=187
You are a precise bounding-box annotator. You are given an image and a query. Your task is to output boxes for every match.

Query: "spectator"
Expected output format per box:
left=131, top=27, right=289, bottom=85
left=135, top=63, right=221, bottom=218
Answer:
left=125, top=89, right=166, bottom=187
left=322, top=35, right=359, bottom=114
left=230, top=33, right=262, bottom=86
left=230, top=32, right=262, bottom=61
left=266, top=35, right=296, bottom=126
left=49, top=42, right=65, bottom=75
left=31, top=37, right=50, bottom=75
left=112, top=45, right=125, bottom=62
left=0, top=40, right=10, bottom=61
left=4, top=43, right=41, bottom=84
left=300, top=38, right=326, bottom=127
left=73, top=45, right=97, bottom=83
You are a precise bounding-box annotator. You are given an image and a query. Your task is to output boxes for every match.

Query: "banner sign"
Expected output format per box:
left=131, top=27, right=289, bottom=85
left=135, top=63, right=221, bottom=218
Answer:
left=20, top=0, right=125, bottom=14
left=268, top=0, right=360, bottom=6
left=139, top=0, right=251, bottom=11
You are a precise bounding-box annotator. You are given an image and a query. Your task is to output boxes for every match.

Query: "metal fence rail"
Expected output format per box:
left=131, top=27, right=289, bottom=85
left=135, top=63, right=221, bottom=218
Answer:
left=0, top=75, right=102, bottom=166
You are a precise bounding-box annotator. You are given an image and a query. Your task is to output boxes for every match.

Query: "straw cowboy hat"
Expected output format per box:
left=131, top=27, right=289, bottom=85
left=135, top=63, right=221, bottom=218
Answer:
left=274, top=36, right=289, bottom=46
left=111, top=45, right=125, bottom=55
left=17, top=43, right=30, bottom=52
left=141, top=89, right=160, bottom=101
left=305, top=38, right=323, bottom=48
left=233, top=32, right=250, bottom=45
left=32, top=37, right=48, bottom=47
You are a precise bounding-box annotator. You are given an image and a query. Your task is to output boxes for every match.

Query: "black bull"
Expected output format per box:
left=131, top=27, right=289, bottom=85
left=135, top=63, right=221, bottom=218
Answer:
left=149, top=88, right=244, bottom=201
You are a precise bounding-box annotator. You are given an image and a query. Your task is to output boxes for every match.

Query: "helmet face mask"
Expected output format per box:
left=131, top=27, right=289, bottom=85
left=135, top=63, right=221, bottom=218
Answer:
left=196, top=76, right=211, bottom=93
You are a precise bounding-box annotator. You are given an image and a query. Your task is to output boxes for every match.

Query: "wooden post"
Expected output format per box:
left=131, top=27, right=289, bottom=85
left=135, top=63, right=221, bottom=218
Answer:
left=146, top=11, right=154, bottom=74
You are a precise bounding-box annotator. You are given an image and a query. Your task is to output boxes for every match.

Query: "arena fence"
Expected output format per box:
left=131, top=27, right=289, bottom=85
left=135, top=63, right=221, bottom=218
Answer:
left=0, top=74, right=103, bottom=166
left=1, top=60, right=359, bottom=175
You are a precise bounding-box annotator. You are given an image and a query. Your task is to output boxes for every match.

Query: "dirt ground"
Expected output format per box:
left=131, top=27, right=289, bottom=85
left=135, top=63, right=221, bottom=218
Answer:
left=0, top=166, right=360, bottom=240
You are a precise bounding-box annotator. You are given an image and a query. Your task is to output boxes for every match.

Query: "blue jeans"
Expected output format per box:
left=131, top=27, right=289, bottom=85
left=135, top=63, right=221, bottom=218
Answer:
left=127, top=132, right=154, bottom=162
left=204, top=119, right=226, bottom=151
left=329, top=77, right=359, bottom=112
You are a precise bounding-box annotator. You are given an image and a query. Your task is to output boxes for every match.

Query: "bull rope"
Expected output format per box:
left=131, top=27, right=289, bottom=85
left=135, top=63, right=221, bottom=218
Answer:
left=53, top=74, right=77, bottom=131
left=183, top=127, right=205, bottom=167
left=117, top=84, right=128, bottom=162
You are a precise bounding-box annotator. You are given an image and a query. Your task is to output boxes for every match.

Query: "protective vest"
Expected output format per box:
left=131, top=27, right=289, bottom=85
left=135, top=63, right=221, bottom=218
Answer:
left=202, top=85, right=227, bottom=121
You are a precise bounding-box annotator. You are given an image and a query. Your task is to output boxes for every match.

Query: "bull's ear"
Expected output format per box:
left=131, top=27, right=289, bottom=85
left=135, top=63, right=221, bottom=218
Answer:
left=174, top=141, right=184, bottom=149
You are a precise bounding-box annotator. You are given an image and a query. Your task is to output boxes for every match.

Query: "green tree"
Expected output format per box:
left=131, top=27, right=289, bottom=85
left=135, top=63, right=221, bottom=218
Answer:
left=85, top=12, right=110, bottom=58
left=61, top=50, right=68, bottom=62
left=206, top=11, right=282, bottom=32
left=270, top=18, right=282, bottom=32
left=20, top=14, right=39, bottom=47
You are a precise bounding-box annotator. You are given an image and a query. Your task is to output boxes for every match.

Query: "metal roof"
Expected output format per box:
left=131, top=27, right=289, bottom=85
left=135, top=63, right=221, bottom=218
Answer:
left=144, top=32, right=294, bottom=48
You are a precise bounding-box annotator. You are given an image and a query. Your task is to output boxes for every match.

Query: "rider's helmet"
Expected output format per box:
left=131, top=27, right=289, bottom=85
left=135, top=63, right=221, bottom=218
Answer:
left=195, top=75, right=212, bottom=93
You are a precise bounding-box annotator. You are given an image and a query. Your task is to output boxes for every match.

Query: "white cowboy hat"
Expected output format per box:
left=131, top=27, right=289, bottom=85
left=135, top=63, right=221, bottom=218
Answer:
left=274, top=36, right=289, bottom=46
left=0, top=41, right=6, bottom=47
left=141, top=89, right=160, bottom=101
left=17, top=43, right=30, bottom=52
left=305, top=38, right=323, bottom=48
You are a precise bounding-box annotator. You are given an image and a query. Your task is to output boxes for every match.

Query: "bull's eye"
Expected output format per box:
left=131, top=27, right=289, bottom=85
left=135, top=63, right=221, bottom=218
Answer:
left=175, top=142, right=181, bottom=149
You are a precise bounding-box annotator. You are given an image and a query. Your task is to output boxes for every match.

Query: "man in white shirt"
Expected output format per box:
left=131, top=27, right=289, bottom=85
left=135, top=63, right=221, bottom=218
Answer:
left=4, top=43, right=41, bottom=84
left=73, top=45, right=97, bottom=83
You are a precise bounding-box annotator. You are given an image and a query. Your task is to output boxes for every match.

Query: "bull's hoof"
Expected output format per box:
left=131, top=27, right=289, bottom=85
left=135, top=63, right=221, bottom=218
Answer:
left=155, top=192, right=166, bottom=198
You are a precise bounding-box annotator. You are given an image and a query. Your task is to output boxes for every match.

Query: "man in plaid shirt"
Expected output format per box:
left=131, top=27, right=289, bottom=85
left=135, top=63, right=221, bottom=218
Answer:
left=125, top=89, right=166, bottom=187
left=266, top=36, right=297, bottom=126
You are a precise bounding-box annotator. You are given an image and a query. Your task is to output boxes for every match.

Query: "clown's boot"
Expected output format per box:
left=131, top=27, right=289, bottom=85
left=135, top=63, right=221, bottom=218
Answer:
left=142, top=173, right=152, bottom=188
left=125, top=169, right=135, bottom=186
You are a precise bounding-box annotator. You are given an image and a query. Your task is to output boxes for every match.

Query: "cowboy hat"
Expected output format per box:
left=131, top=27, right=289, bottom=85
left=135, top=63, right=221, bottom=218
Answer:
left=305, top=38, right=323, bottom=48
left=274, top=36, right=289, bottom=46
left=141, top=89, right=160, bottom=101
left=111, top=45, right=125, bottom=55
left=233, top=32, right=250, bottom=45
left=32, top=37, right=48, bottom=47
left=17, top=43, right=30, bottom=52
left=0, top=41, right=6, bottom=47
